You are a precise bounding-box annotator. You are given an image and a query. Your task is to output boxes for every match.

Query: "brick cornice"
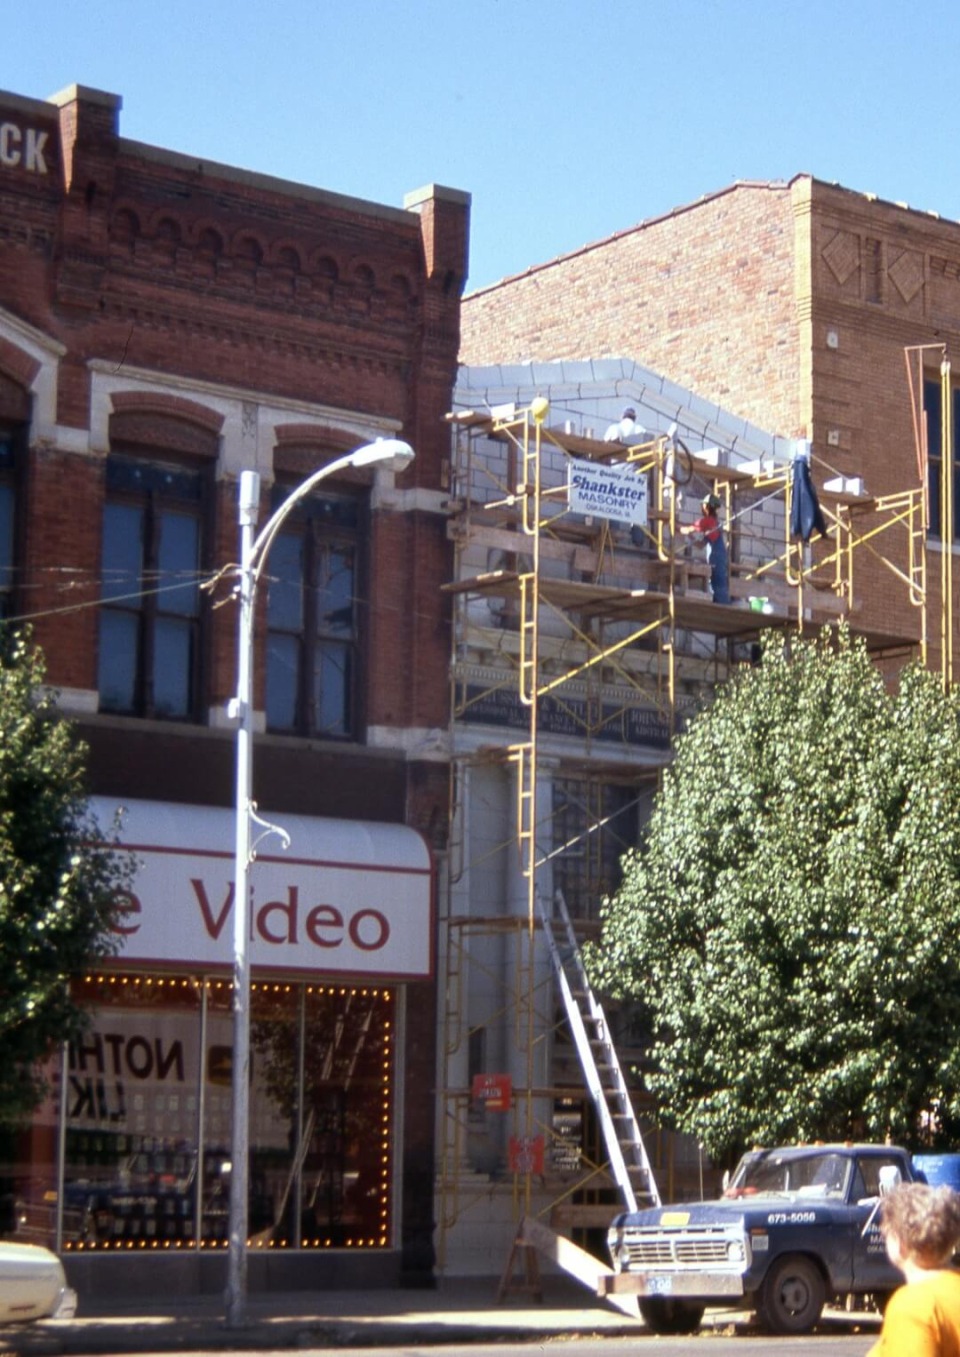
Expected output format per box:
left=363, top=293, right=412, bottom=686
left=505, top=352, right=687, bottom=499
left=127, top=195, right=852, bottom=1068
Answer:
left=274, top=423, right=359, bottom=450
left=99, top=295, right=412, bottom=380
left=811, top=294, right=960, bottom=349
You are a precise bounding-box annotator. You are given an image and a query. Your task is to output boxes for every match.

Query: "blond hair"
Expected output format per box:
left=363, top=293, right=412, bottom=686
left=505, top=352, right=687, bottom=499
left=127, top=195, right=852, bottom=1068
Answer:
left=881, top=1183, right=960, bottom=1268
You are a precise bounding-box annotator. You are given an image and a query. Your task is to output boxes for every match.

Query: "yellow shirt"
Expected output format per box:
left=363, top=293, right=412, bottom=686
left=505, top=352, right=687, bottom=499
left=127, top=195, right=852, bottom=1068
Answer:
left=868, top=1271, right=960, bottom=1357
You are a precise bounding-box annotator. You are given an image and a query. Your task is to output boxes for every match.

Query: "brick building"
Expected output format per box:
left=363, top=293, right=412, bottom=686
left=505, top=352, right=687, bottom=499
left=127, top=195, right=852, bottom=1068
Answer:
left=461, top=175, right=960, bottom=664
left=439, top=175, right=960, bottom=1278
left=0, top=82, right=469, bottom=1299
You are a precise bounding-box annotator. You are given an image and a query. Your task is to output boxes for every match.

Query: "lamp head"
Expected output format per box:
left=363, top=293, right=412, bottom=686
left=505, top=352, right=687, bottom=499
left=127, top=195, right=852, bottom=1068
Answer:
left=347, top=438, right=415, bottom=473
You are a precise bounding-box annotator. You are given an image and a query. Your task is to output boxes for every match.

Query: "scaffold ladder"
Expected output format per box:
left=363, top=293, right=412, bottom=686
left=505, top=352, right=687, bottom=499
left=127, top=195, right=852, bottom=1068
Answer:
left=538, top=889, right=661, bottom=1211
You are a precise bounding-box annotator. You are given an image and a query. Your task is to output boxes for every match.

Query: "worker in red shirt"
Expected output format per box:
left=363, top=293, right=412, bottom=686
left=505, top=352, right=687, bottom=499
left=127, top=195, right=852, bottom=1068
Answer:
left=679, top=494, right=730, bottom=604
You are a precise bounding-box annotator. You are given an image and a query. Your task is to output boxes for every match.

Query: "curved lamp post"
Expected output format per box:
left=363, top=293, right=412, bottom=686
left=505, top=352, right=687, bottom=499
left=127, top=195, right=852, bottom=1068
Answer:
left=225, top=437, right=415, bottom=1326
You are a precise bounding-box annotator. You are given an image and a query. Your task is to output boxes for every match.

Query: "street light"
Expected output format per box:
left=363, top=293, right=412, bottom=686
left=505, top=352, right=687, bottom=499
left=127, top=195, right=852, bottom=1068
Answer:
left=225, top=436, right=415, bottom=1327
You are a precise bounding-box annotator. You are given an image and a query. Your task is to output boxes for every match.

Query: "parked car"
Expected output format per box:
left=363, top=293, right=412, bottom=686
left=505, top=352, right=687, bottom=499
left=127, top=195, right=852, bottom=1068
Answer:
left=0, top=1241, right=76, bottom=1323
left=604, top=1142, right=914, bottom=1335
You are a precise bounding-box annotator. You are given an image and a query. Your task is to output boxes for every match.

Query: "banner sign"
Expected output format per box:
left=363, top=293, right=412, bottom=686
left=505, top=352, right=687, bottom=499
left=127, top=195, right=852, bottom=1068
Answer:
left=568, top=457, right=648, bottom=526
left=90, top=797, right=434, bottom=980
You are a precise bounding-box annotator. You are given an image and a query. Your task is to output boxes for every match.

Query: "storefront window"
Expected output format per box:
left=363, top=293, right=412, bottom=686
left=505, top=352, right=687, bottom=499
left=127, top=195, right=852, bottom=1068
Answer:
left=63, top=974, right=206, bottom=1248
left=2, top=973, right=395, bottom=1254
left=296, top=985, right=393, bottom=1247
left=248, top=983, right=393, bottom=1248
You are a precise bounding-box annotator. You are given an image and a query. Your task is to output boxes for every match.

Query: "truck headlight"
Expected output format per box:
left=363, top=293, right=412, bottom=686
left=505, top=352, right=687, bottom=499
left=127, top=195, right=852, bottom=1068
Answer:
left=727, top=1239, right=746, bottom=1263
left=607, top=1231, right=627, bottom=1271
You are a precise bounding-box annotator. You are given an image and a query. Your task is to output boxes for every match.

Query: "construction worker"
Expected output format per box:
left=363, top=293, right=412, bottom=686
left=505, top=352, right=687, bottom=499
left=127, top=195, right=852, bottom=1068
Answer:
left=603, top=405, right=645, bottom=444
left=679, top=494, right=730, bottom=604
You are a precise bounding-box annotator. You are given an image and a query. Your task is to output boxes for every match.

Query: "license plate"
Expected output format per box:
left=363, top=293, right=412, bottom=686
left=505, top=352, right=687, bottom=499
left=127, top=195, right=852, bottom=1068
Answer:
left=646, top=1274, right=673, bottom=1295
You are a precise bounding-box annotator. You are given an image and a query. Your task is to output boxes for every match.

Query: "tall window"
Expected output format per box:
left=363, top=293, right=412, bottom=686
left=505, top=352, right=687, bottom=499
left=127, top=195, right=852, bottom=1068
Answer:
left=266, top=489, right=361, bottom=738
left=551, top=777, right=642, bottom=922
left=98, top=457, right=205, bottom=719
left=924, top=378, right=960, bottom=542
left=0, top=428, right=20, bottom=621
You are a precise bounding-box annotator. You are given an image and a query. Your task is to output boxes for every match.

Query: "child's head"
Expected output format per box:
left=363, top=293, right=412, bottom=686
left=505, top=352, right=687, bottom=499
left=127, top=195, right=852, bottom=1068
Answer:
left=881, top=1183, right=960, bottom=1269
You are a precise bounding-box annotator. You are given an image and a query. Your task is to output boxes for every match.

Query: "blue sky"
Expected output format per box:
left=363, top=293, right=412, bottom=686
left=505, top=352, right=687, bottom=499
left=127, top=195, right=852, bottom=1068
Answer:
left=5, top=0, right=960, bottom=293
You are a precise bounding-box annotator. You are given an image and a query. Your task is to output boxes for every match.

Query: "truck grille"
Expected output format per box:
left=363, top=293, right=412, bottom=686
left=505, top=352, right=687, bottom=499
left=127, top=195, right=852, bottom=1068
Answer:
left=623, top=1228, right=737, bottom=1269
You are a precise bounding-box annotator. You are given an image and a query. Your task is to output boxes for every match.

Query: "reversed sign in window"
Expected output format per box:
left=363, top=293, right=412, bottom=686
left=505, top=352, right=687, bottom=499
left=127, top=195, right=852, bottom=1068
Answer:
left=471, top=1073, right=512, bottom=1112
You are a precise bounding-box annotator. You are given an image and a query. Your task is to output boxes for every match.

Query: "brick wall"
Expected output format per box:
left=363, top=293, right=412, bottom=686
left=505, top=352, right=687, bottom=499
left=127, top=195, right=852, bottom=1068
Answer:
left=0, top=83, right=469, bottom=742
left=801, top=178, right=960, bottom=654
left=462, top=174, right=960, bottom=672
left=0, top=80, right=469, bottom=1290
left=461, top=181, right=802, bottom=436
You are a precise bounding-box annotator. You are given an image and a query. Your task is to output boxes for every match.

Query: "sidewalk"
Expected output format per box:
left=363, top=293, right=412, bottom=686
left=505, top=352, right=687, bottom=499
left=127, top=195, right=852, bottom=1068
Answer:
left=2, top=1276, right=650, bottom=1354
left=2, top=1278, right=882, bottom=1354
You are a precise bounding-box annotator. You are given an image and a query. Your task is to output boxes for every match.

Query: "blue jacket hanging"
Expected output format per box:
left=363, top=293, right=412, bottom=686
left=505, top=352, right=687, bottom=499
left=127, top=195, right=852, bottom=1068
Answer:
left=791, top=456, right=828, bottom=541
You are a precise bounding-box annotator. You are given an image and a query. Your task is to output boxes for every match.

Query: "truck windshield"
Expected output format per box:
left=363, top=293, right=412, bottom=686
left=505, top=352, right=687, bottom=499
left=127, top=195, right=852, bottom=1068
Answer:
left=725, top=1151, right=851, bottom=1200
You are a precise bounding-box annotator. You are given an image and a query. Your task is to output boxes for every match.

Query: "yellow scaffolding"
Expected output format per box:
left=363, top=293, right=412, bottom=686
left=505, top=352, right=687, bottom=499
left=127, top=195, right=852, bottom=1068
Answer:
left=437, top=369, right=948, bottom=1272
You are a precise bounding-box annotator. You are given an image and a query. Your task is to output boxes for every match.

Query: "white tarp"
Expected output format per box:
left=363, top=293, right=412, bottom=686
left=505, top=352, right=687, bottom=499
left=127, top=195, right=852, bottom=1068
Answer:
left=90, top=797, right=433, bottom=979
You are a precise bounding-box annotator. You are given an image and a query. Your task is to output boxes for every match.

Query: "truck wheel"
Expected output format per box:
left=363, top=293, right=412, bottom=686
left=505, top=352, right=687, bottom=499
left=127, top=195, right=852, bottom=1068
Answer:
left=757, top=1254, right=825, bottom=1334
left=638, top=1298, right=705, bottom=1335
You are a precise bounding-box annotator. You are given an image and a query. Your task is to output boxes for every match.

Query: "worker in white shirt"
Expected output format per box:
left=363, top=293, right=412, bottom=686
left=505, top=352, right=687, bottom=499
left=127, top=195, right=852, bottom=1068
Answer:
left=603, top=406, right=645, bottom=444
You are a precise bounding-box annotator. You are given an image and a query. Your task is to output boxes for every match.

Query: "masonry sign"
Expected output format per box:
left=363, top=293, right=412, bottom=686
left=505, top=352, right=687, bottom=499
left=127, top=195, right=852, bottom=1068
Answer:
left=568, top=456, right=648, bottom=526
left=0, top=120, right=52, bottom=174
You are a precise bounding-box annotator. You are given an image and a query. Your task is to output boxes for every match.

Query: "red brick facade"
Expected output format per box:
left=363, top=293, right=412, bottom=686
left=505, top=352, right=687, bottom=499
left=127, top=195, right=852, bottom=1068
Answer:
left=0, top=82, right=469, bottom=1295
left=1, top=81, right=467, bottom=780
left=461, top=175, right=960, bottom=666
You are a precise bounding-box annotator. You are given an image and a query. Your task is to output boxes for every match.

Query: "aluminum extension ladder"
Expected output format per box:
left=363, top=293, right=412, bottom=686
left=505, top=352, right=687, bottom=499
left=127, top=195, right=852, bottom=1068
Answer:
left=537, top=889, right=661, bottom=1211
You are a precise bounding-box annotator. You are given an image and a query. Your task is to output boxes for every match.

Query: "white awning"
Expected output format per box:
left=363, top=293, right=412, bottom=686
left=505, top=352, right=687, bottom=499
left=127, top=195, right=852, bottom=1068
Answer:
left=90, top=797, right=433, bottom=980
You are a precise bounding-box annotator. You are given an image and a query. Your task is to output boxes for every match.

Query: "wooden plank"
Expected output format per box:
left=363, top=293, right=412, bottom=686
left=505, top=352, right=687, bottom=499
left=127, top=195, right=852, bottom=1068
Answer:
left=517, top=1216, right=640, bottom=1318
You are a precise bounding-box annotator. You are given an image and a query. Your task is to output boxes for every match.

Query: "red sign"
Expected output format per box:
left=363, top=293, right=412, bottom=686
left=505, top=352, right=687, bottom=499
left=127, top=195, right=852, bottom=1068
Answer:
left=471, top=1073, right=512, bottom=1111
left=509, top=1135, right=545, bottom=1175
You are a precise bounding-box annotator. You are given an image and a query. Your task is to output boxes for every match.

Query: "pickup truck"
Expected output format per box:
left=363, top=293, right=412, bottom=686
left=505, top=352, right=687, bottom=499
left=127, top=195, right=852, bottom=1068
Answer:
left=603, top=1142, right=914, bottom=1335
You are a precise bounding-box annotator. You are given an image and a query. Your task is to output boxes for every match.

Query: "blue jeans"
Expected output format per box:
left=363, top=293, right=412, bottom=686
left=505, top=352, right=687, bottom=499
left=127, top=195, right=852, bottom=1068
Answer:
left=706, top=535, right=730, bottom=604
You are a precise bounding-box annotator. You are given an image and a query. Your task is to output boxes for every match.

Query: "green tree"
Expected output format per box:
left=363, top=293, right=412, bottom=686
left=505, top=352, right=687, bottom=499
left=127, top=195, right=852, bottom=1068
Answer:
left=0, top=632, right=126, bottom=1123
left=586, top=628, right=960, bottom=1160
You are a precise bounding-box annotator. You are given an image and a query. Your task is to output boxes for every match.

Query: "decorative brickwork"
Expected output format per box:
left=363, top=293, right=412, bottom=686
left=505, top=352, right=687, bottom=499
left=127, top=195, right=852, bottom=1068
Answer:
left=0, top=80, right=470, bottom=1294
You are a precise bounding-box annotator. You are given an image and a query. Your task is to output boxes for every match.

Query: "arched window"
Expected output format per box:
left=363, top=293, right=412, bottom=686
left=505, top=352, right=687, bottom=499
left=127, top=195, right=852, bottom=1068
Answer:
left=0, top=422, right=26, bottom=621
left=98, top=455, right=208, bottom=720
left=265, top=486, right=362, bottom=739
left=99, top=408, right=218, bottom=721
